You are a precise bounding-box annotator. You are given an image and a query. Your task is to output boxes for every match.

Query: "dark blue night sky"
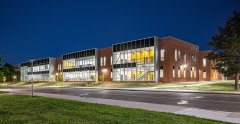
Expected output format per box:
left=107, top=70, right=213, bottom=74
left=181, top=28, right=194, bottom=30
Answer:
left=0, top=0, right=239, bottom=65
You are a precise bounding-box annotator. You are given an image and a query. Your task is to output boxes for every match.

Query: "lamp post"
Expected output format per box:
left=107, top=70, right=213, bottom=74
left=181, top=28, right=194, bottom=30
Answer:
left=13, top=75, right=17, bottom=83
left=30, top=59, right=34, bottom=97
left=3, top=76, right=6, bottom=82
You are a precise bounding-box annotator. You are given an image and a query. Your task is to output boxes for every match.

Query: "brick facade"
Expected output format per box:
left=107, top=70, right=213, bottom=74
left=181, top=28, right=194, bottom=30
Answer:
left=21, top=36, right=223, bottom=83
left=98, top=48, right=112, bottom=81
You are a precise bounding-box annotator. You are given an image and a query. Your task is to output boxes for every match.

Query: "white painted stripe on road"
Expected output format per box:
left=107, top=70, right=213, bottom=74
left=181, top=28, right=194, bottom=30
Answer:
left=79, top=93, right=88, bottom=96
left=177, top=100, right=189, bottom=105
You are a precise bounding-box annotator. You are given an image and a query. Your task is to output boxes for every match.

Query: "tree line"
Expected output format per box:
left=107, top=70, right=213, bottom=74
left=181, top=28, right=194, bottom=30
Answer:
left=0, top=56, right=19, bottom=82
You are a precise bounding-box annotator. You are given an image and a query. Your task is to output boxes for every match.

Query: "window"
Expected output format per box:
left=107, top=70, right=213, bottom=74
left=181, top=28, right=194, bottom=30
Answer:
left=184, top=52, right=187, bottom=62
left=175, top=49, right=180, bottom=61
left=110, top=56, right=112, bottom=65
left=190, top=67, right=193, bottom=78
left=103, top=56, right=106, bottom=66
left=100, top=57, right=103, bottom=66
left=160, top=66, right=164, bottom=78
left=203, top=70, right=206, bottom=78
left=203, top=58, right=206, bottom=67
left=192, top=54, right=196, bottom=63
left=173, top=66, right=175, bottom=78
left=175, top=49, right=177, bottom=61
left=178, top=67, right=180, bottom=78
left=58, top=64, right=62, bottom=70
left=160, top=49, right=165, bottom=61
left=177, top=50, right=181, bottom=61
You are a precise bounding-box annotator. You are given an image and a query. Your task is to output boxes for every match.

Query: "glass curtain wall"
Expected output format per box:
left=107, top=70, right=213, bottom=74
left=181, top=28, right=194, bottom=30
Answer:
left=31, top=58, right=50, bottom=81
left=20, top=66, right=29, bottom=81
left=63, top=49, right=96, bottom=81
left=112, top=38, right=155, bottom=81
left=20, top=62, right=31, bottom=82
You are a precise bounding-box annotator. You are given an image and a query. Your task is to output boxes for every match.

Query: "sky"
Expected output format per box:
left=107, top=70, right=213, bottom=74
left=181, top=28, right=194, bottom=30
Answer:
left=0, top=0, right=239, bottom=65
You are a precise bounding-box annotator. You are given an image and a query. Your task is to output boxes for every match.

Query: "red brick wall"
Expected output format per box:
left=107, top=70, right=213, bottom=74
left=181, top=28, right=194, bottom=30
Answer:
left=158, top=37, right=199, bottom=83
left=199, top=51, right=222, bottom=81
left=98, top=48, right=112, bottom=81
left=55, top=57, right=63, bottom=81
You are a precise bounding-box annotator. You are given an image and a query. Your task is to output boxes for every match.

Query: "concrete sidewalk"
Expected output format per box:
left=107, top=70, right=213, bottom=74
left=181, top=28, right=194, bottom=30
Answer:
left=10, top=90, right=240, bottom=124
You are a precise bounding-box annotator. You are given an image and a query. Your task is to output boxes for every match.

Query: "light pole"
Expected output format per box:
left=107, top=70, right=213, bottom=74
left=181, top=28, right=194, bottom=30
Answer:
left=30, top=59, right=34, bottom=97
left=13, top=75, right=17, bottom=83
left=3, top=76, right=6, bottom=82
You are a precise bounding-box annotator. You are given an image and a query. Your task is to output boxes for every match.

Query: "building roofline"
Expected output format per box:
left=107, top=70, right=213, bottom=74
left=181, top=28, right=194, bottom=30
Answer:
left=158, top=36, right=199, bottom=48
left=112, top=36, right=157, bottom=46
left=61, top=48, right=98, bottom=56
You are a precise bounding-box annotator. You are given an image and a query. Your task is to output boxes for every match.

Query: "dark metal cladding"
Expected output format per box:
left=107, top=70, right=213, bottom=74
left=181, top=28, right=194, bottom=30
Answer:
left=62, top=49, right=96, bottom=60
left=112, top=37, right=155, bottom=52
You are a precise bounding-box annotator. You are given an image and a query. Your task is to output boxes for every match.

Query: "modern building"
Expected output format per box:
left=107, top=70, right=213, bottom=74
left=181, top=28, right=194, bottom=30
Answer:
left=20, top=58, right=56, bottom=82
left=62, top=49, right=98, bottom=81
left=20, top=36, right=222, bottom=83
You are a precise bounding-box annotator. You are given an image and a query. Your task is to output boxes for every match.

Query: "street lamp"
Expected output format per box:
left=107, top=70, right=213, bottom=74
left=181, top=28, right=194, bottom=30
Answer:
left=102, top=69, right=107, bottom=82
left=29, top=59, right=34, bottom=97
left=3, top=76, right=6, bottom=82
left=13, top=75, right=17, bottom=83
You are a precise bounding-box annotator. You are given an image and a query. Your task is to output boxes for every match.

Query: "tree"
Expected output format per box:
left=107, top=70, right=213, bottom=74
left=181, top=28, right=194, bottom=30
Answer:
left=0, top=55, right=2, bottom=67
left=0, top=66, right=10, bottom=82
left=3, top=63, right=16, bottom=82
left=208, top=11, right=240, bottom=90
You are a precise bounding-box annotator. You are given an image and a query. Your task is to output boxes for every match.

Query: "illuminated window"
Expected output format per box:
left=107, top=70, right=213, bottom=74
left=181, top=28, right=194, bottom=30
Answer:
left=178, top=67, right=180, bottom=78
left=184, top=52, right=187, bottom=62
left=203, top=70, right=206, bottom=78
left=110, top=56, right=112, bottom=65
left=192, top=54, right=196, bottom=63
left=173, top=66, right=175, bottom=78
left=160, top=66, right=164, bottom=78
left=175, top=49, right=177, bottom=61
left=177, top=50, right=181, bottom=61
left=190, top=67, right=193, bottom=78
left=100, top=57, right=103, bottom=66
left=103, top=56, right=106, bottom=66
left=160, top=49, right=165, bottom=61
left=175, top=49, right=180, bottom=61
left=203, top=58, right=206, bottom=67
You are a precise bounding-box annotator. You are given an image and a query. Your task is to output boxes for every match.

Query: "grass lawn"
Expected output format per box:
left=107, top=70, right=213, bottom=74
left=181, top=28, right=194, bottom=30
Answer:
left=1, top=81, right=159, bottom=88
left=159, top=81, right=239, bottom=92
left=0, top=91, right=7, bottom=94
left=1, top=81, right=239, bottom=92
left=0, top=95, right=231, bottom=124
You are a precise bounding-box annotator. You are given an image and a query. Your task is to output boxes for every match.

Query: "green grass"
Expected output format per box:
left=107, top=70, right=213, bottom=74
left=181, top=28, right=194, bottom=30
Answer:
left=1, top=81, right=159, bottom=88
left=160, top=82, right=238, bottom=92
left=0, top=95, right=231, bottom=124
left=0, top=91, right=7, bottom=94
left=1, top=81, right=239, bottom=92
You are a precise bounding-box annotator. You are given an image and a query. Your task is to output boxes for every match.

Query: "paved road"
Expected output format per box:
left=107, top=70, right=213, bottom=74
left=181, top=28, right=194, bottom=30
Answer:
left=10, top=86, right=240, bottom=112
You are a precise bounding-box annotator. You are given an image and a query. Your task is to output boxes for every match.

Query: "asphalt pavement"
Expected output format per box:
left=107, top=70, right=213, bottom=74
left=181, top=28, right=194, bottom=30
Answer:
left=10, top=86, right=240, bottom=112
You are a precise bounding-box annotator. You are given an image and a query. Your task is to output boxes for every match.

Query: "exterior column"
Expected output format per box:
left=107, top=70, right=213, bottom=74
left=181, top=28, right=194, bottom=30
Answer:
left=154, top=37, right=159, bottom=83
left=95, top=48, right=99, bottom=82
